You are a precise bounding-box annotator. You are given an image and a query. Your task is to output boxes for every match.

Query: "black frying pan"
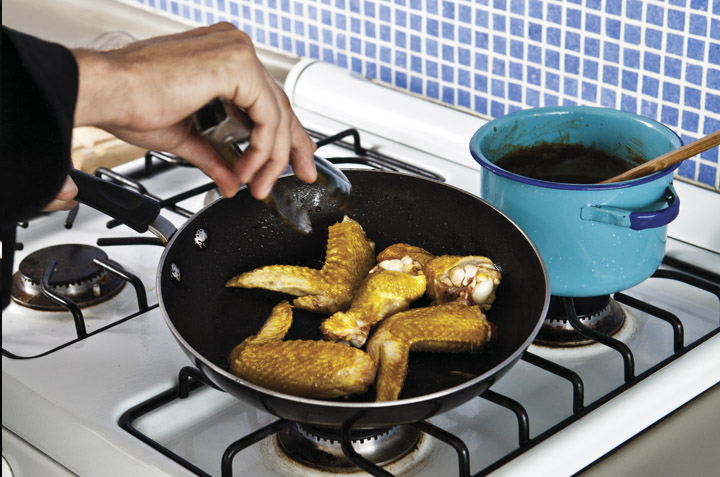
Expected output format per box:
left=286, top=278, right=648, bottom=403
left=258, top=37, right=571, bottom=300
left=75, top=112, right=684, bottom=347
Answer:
left=71, top=169, right=549, bottom=428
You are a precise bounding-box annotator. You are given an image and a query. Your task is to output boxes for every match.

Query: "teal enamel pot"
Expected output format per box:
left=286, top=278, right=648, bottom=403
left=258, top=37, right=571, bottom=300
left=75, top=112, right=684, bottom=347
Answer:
left=470, top=106, right=682, bottom=297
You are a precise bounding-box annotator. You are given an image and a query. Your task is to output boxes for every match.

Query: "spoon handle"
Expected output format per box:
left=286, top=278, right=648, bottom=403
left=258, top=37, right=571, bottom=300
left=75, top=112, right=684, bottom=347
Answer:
left=599, top=129, right=720, bottom=184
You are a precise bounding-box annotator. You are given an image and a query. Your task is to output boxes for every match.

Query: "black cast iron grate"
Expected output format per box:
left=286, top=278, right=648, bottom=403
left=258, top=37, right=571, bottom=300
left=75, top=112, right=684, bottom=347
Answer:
left=118, top=261, right=719, bottom=477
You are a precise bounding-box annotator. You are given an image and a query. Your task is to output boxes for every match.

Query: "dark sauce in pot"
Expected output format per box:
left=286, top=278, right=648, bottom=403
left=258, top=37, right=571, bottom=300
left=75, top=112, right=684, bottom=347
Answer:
left=494, top=144, right=642, bottom=184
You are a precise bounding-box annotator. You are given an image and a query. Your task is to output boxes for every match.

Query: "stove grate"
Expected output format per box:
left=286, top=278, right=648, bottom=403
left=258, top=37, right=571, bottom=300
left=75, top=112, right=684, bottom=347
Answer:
left=118, top=262, right=719, bottom=477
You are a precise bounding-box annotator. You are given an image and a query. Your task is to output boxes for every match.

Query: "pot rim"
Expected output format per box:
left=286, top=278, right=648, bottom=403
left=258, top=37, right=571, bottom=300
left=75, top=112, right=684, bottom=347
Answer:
left=469, top=106, right=682, bottom=190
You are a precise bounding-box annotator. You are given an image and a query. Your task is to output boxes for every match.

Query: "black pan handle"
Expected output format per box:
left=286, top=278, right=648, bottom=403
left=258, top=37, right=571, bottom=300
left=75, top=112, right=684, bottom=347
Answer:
left=69, top=169, right=161, bottom=233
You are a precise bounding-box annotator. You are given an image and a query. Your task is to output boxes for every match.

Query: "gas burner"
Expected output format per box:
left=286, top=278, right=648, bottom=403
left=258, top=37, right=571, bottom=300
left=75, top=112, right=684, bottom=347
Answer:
left=10, top=244, right=126, bottom=311
left=277, top=423, right=421, bottom=471
left=534, top=295, right=626, bottom=347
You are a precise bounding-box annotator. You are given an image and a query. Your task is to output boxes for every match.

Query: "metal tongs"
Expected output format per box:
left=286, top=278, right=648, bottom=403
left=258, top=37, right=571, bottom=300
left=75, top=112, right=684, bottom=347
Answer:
left=192, top=97, right=352, bottom=234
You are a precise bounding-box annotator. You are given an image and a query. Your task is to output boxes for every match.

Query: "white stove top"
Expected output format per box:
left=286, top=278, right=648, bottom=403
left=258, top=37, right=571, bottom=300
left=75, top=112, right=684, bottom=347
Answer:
left=3, top=60, right=720, bottom=477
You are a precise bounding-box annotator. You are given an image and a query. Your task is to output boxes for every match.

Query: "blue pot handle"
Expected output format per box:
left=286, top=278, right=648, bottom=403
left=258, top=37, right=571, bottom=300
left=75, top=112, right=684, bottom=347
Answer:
left=581, top=185, right=679, bottom=230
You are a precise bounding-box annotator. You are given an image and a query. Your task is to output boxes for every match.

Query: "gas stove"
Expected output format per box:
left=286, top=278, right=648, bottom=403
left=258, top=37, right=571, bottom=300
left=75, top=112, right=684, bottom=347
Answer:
left=3, top=60, right=720, bottom=477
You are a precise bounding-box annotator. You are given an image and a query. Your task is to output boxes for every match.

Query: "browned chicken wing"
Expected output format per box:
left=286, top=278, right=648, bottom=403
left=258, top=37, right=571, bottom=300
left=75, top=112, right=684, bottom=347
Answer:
left=228, top=301, right=376, bottom=399
left=366, top=302, right=493, bottom=402
left=377, top=244, right=501, bottom=310
left=225, top=216, right=376, bottom=314
left=321, top=256, right=427, bottom=347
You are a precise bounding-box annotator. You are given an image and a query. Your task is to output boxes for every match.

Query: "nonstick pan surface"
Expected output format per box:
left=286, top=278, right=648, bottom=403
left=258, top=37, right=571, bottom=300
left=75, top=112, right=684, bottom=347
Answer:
left=158, top=170, right=549, bottom=428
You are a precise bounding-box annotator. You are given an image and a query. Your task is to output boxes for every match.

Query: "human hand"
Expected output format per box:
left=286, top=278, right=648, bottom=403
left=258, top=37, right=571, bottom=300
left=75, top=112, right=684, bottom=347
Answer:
left=41, top=175, right=78, bottom=212
left=71, top=23, right=316, bottom=199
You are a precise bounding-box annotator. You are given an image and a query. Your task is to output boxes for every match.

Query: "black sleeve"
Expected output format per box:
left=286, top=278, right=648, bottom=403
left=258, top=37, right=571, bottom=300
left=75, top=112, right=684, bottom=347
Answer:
left=1, top=26, right=79, bottom=223
left=1, top=27, right=80, bottom=309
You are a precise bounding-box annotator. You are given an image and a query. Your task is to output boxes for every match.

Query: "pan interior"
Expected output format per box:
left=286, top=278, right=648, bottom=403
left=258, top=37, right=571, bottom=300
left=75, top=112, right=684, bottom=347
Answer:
left=160, top=171, right=547, bottom=402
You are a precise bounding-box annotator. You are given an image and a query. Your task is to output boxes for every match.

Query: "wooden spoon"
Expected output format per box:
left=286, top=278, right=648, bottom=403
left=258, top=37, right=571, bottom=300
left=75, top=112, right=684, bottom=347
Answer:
left=599, top=129, right=720, bottom=184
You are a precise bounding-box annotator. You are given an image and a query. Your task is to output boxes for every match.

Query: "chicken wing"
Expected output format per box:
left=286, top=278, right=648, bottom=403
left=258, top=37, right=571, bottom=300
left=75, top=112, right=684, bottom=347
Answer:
left=225, top=216, right=376, bottom=314
left=228, top=301, right=376, bottom=399
left=377, top=244, right=501, bottom=310
left=366, top=302, right=493, bottom=401
left=320, top=256, right=427, bottom=347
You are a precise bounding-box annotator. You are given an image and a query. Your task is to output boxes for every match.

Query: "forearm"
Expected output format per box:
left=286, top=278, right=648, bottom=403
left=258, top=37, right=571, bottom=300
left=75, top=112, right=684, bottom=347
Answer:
left=72, top=49, right=127, bottom=128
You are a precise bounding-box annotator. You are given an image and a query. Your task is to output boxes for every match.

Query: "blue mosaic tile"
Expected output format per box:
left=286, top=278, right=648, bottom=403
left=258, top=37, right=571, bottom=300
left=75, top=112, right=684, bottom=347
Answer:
left=546, top=27, right=561, bottom=46
left=663, top=82, right=681, bottom=103
left=687, top=39, right=705, bottom=60
left=643, top=77, right=660, bottom=97
left=565, top=54, right=580, bottom=75
left=528, top=22, right=542, bottom=42
left=458, top=26, right=471, bottom=44
left=711, top=18, right=720, bottom=40
left=603, top=42, right=619, bottom=62
left=458, top=68, right=470, bottom=87
left=427, top=79, right=439, bottom=99
left=661, top=105, right=679, bottom=125
left=442, top=86, right=454, bottom=104
left=473, top=94, right=487, bottom=115
left=621, top=93, right=637, bottom=113
left=622, top=70, right=638, bottom=92
left=564, top=77, right=578, bottom=96
left=544, top=93, right=558, bottom=106
left=698, top=163, right=716, bottom=187
left=442, top=44, right=453, bottom=62
left=509, top=62, right=522, bottom=80
left=708, top=69, right=720, bottom=89
left=475, top=9, right=489, bottom=28
left=665, top=57, right=683, bottom=79
left=668, top=9, right=687, bottom=30
left=409, top=75, right=422, bottom=94
left=442, top=64, right=453, bottom=82
left=458, top=47, right=470, bottom=66
left=134, top=0, right=719, bottom=192
left=584, top=38, right=600, bottom=58
left=601, top=88, right=616, bottom=108
left=493, top=35, right=507, bottom=54
left=396, top=71, right=407, bottom=88
left=584, top=60, right=598, bottom=80
left=707, top=92, right=720, bottom=113
left=458, top=89, right=471, bottom=108
left=527, top=65, right=540, bottom=85
left=710, top=43, right=720, bottom=65
left=682, top=110, right=700, bottom=132
left=395, top=50, right=407, bottom=68
left=508, top=82, right=522, bottom=102
left=647, top=5, right=665, bottom=26
left=566, top=32, right=581, bottom=52
left=624, top=49, right=640, bottom=69
left=677, top=159, right=696, bottom=180
left=546, top=71, right=560, bottom=91
left=582, top=82, right=597, bottom=102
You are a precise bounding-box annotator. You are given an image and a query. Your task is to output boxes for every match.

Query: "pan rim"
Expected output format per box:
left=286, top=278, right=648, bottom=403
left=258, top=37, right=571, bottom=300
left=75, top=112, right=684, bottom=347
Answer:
left=157, top=170, right=550, bottom=408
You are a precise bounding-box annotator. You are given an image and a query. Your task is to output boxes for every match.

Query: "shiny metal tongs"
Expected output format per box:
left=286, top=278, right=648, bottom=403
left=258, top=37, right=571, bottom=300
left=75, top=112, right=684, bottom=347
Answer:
left=192, top=97, right=353, bottom=234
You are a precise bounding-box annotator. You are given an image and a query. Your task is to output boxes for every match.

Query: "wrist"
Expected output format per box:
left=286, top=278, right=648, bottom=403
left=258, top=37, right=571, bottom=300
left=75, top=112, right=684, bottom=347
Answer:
left=72, top=49, right=127, bottom=128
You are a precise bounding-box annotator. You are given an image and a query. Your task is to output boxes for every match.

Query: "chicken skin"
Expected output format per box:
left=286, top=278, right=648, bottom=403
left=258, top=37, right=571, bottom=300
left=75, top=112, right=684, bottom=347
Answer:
left=321, top=256, right=427, bottom=347
left=377, top=244, right=501, bottom=310
left=228, top=301, right=376, bottom=399
left=366, top=302, right=493, bottom=401
left=225, top=216, right=376, bottom=314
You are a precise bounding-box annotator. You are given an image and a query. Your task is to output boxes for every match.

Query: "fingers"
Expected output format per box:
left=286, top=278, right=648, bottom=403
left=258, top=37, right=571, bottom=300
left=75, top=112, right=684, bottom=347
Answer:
left=234, top=69, right=317, bottom=199
left=169, top=130, right=244, bottom=199
left=77, top=22, right=317, bottom=201
left=42, top=175, right=78, bottom=212
left=289, top=117, right=318, bottom=184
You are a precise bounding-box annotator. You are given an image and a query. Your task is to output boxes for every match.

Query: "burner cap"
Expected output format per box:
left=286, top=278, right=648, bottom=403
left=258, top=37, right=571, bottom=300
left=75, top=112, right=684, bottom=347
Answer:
left=534, top=295, right=626, bottom=347
left=277, top=423, right=420, bottom=471
left=11, top=244, right=126, bottom=310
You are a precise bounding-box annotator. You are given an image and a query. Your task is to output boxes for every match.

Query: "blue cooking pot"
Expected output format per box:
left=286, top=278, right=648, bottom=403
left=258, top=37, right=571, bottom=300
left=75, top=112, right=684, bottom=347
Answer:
left=470, top=106, right=682, bottom=297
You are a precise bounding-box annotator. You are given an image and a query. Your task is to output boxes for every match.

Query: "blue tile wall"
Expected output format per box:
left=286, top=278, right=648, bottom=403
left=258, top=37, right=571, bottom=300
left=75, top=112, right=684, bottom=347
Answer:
left=124, top=0, right=719, bottom=191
